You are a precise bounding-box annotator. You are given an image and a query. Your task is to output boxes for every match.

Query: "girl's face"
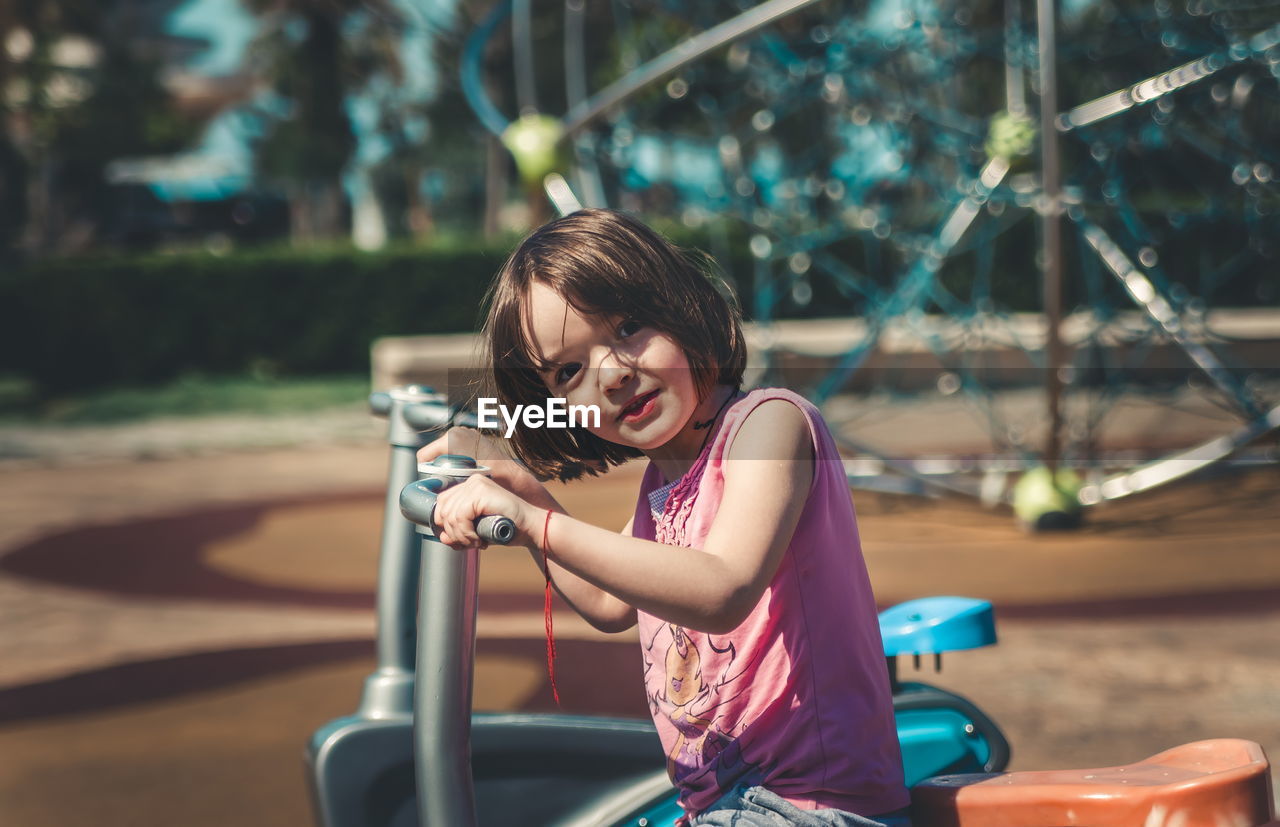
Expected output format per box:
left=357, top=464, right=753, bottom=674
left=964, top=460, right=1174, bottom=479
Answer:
left=524, top=281, right=699, bottom=452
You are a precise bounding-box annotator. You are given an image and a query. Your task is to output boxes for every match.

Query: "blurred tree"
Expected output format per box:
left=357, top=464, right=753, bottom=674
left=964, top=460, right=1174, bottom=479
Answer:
left=341, top=0, right=463, bottom=243
left=407, top=0, right=508, bottom=237
left=243, top=0, right=356, bottom=240
left=244, top=0, right=415, bottom=241
left=1, top=0, right=198, bottom=255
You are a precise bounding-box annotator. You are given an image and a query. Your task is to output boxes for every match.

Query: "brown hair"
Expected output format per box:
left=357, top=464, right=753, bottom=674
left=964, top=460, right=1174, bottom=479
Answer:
left=480, top=209, right=746, bottom=481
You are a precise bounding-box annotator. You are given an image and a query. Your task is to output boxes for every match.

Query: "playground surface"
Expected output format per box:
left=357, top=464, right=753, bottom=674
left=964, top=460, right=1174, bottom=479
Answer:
left=0, top=410, right=1278, bottom=826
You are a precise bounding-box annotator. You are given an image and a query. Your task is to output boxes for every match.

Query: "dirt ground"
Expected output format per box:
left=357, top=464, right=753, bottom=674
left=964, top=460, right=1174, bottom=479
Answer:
left=0, top=412, right=1277, bottom=826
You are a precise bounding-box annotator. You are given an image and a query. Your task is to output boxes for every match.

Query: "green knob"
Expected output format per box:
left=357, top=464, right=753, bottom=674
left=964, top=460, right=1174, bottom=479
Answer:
left=1012, top=465, right=1083, bottom=531
left=502, top=114, right=567, bottom=186
left=985, top=111, right=1037, bottom=161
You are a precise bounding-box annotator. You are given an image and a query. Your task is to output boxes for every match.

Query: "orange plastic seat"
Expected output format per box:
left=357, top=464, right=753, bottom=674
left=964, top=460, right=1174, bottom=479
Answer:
left=911, top=739, right=1278, bottom=826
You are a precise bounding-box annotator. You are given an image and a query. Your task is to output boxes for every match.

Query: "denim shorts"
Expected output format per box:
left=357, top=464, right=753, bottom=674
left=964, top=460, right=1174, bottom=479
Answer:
left=686, top=785, right=913, bottom=827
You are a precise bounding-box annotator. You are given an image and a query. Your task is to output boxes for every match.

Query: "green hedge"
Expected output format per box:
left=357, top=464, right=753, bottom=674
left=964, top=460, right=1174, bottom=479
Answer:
left=0, top=231, right=753, bottom=396
left=4, top=221, right=1268, bottom=396
left=0, top=243, right=510, bottom=394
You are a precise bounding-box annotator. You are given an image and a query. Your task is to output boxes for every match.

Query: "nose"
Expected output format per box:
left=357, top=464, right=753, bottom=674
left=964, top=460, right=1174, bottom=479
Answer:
left=596, top=348, right=632, bottom=394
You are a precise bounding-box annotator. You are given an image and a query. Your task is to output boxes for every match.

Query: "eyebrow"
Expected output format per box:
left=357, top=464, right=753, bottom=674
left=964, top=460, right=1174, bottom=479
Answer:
left=533, top=358, right=560, bottom=380
left=528, top=299, right=577, bottom=375
left=527, top=338, right=567, bottom=377
left=530, top=345, right=568, bottom=375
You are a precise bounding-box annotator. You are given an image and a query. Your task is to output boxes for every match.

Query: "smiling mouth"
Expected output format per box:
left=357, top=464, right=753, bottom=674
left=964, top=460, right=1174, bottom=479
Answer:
left=619, top=389, right=659, bottom=420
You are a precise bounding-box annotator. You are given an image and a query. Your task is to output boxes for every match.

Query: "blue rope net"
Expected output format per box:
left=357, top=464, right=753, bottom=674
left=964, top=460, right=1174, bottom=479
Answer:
left=466, top=0, right=1280, bottom=503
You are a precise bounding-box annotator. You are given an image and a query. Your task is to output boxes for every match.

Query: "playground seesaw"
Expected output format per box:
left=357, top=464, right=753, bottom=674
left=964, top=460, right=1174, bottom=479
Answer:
left=306, top=386, right=1277, bottom=826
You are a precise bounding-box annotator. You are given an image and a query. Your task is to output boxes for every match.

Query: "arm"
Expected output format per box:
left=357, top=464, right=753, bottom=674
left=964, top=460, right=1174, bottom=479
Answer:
left=432, top=400, right=814, bottom=635
left=536, top=516, right=637, bottom=634
left=418, top=428, right=635, bottom=633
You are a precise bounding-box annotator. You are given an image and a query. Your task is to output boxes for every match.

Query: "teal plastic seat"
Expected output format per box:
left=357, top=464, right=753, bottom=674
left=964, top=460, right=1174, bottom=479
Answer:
left=879, top=597, right=996, bottom=656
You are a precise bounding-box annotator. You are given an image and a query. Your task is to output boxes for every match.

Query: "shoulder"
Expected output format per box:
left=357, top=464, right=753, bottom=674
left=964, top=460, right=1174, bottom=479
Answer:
left=726, top=394, right=814, bottom=463
left=726, top=387, right=820, bottom=424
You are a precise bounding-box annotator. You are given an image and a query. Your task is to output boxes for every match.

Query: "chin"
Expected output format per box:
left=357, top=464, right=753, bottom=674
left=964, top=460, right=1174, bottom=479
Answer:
left=638, top=422, right=688, bottom=451
left=604, top=419, right=674, bottom=452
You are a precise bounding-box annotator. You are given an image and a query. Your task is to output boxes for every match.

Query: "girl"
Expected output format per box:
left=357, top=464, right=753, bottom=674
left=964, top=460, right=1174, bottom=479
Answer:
left=421, top=209, right=910, bottom=827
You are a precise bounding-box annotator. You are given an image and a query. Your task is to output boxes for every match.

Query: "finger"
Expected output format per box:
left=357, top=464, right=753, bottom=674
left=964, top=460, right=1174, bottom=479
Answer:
left=442, top=497, right=479, bottom=548
left=434, top=490, right=460, bottom=541
left=460, top=512, right=481, bottom=547
left=417, top=426, right=486, bottom=463
left=416, top=431, right=452, bottom=463
left=449, top=427, right=487, bottom=460
left=437, top=524, right=471, bottom=551
left=438, top=498, right=462, bottom=545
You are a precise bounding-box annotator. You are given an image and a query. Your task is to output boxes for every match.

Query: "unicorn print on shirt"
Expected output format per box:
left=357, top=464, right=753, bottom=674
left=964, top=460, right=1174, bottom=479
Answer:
left=643, top=622, right=766, bottom=788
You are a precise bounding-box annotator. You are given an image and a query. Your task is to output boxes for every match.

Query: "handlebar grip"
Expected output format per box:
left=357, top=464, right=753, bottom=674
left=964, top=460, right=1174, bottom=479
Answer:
left=403, top=402, right=453, bottom=432
left=399, top=479, right=516, bottom=545
left=370, top=387, right=452, bottom=429
left=425, top=504, right=516, bottom=545
left=369, top=391, right=393, bottom=417
left=475, top=515, right=517, bottom=545
left=403, top=406, right=479, bottom=431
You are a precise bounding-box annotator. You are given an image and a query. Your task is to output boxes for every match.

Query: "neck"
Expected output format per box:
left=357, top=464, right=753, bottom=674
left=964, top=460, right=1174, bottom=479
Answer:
left=647, top=384, right=738, bottom=483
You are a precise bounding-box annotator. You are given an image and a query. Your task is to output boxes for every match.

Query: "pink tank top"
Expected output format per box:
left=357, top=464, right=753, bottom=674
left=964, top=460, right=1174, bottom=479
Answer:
left=631, top=388, right=908, bottom=819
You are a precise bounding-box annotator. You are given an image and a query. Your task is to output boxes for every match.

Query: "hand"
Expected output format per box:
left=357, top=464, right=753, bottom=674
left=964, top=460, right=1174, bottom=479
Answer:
left=417, top=427, right=539, bottom=494
left=432, top=474, right=543, bottom=550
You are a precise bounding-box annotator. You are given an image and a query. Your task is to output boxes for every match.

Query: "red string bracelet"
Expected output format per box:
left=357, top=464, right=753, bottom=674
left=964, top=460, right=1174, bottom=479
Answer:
left=541, top=508, right=560, bottom=706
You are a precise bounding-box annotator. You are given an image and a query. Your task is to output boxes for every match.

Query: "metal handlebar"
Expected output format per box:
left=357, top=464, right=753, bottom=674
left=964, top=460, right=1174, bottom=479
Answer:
left=369, top=387, right=480, bottom=432
left=398, top=479, right=518, bottom=545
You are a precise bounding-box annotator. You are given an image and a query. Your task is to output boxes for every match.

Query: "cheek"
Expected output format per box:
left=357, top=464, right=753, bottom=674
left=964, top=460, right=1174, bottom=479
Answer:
left=563, top=386, right=605, bottom=424
left=665, top=359, right=698, bottom=410
left=640, top=338, right=693, bottom=384
left=562, top=390, right=613, bottom=438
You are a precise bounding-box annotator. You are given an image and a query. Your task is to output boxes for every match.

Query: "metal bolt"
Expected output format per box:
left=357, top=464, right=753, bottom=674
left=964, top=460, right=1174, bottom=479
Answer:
left=430, top=454, right=478, bottom=470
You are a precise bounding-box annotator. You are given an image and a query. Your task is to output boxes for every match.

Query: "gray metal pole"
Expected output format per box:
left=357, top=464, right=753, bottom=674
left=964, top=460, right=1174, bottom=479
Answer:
left=513, top=0, right=538, bottom=116
left=414, top=532, right=480, bottom=827
left=1037, top=0, right=1065, bottom=473
left=564, top=0, right=607, bottom=208
left=357, top=387, right=440, bottom=719
left=1005, top=0, right=1027, bottom=118
left=374, top=446, right=423, bottom=668
left=562, top=0, right=825, bottom=137
left=404, top=456, right=503, bottom=827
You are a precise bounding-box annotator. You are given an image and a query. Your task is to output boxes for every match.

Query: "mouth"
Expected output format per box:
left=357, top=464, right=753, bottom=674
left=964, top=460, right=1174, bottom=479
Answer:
left=618, top=389, right=659, bottom=422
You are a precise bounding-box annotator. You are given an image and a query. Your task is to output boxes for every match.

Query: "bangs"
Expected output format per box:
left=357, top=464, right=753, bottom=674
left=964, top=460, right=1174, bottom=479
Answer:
left=486, top=285, right=551, bottom=393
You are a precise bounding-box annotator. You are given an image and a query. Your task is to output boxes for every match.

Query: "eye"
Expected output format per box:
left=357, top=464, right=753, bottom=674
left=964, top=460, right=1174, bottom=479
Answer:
left=617, top=319, right=643, bottom=338
left=555, top=363, right=581, bottom=385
